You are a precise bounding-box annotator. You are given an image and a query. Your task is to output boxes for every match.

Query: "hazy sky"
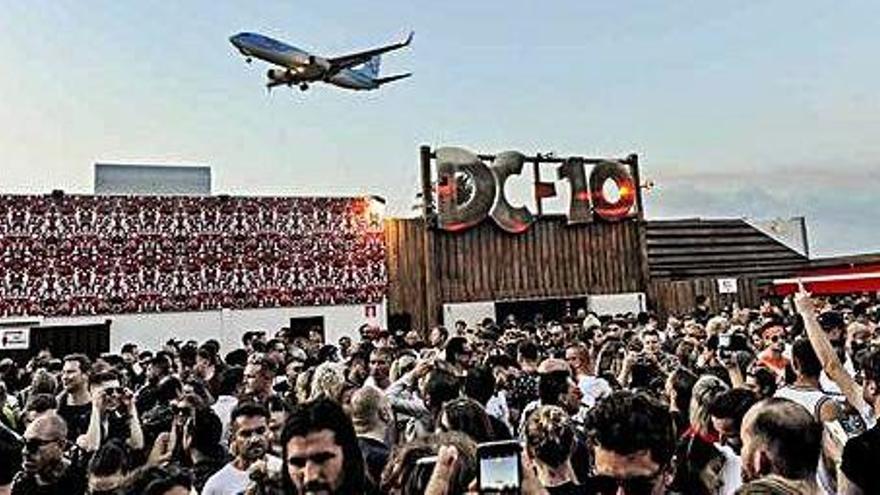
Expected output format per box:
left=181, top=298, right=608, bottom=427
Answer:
left=1, top=1, right=878, bottom=256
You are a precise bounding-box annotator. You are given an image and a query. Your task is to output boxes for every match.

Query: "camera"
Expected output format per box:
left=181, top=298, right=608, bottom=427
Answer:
left=477, top=440, right=522, bottom=494
left=717, top=333, right=748, bottom=361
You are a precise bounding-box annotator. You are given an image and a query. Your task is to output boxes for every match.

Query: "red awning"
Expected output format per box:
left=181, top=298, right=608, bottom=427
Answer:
left=773, top=270, right=880, bottom=296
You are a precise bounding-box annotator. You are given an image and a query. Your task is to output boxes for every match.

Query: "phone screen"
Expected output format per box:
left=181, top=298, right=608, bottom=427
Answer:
left=479, top=452, right=521, bottom=493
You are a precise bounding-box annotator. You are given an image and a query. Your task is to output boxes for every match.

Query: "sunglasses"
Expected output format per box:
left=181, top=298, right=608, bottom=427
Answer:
left=24, top=436, right=60, bottom=453
left=172, top=405, right=192, bottom=417
left=587, top=472, right=661, bottom=495
left=102, top=386, right=123, bottom=396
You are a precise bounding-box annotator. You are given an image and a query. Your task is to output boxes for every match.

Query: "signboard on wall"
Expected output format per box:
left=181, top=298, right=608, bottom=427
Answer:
left=0, top=326, right=30, bottom=350
left=717, top=278, right=738, bottom=294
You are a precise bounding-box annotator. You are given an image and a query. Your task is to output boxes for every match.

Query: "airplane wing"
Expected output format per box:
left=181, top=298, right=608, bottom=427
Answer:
left=326, top=31, right=413, bottom=73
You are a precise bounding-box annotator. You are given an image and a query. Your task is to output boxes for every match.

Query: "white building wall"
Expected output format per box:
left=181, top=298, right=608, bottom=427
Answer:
left=39, top=302, right=385, bottom=354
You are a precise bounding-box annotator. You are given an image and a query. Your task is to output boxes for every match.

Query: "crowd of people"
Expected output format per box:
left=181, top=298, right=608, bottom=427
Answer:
left=0, top=195, right=386, bottom=317
left=0, top=287, right=878, bottom=494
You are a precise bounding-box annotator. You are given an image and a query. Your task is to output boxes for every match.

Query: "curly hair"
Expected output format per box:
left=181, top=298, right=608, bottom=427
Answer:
left=308, top=361, right=346, bottom=402
left=524, top=405, right=574, bottom=469
left=586, top=391, right=675, bottom=467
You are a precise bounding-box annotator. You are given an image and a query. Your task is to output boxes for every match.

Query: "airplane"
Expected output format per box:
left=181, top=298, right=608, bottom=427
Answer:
left=229, top=31, right=413, bottom=92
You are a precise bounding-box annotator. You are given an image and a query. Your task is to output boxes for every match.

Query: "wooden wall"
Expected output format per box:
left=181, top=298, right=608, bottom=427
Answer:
left=650, top=277, right=768, bottom=317
left=647, top=219, right=808, bottom=280
left=647, top=219, right=808, bottom=316
left=386, top=216, right=649, bottom=331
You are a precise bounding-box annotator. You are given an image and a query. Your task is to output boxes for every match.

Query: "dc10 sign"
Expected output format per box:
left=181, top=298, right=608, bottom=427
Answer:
left=435, top=147, right=637, bottom=234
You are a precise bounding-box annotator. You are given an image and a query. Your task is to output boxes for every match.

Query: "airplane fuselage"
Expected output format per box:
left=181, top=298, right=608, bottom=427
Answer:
left=230, top=32, right=381, bottom=90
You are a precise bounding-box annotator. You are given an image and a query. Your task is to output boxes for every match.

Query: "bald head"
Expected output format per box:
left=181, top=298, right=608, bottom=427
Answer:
left=538, top=358, right=571, bottom=375
left=26, top=412, right=68, bottom=441
left=741, top=398, right=820, bottom=481
left=349, top=385, right=388, bottom=433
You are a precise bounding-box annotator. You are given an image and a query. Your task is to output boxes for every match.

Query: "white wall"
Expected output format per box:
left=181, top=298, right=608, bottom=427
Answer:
left=39, top=301, right=385, bottom=354
left=442, top=301, right=495, bottom=328
left=587, top=293, right=646, bottom=316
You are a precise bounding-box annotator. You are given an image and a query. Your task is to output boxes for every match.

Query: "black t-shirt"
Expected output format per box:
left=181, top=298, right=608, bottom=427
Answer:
left=56, top=395, right=92, bottom=442
left=10, top=456, right=87, bottom=495
left=358, top=436, right=390, bottom=486
left=0, top=422, right=22, bottom=486
left=841, top=423, right=880, bottom=493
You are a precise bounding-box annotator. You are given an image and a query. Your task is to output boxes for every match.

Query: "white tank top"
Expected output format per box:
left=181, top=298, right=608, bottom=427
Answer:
left=774, top=385, right=829, bottom=417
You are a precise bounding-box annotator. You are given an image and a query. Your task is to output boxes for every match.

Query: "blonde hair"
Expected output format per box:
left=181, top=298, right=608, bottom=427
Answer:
left=689, top=375, right=729, bottom=436
left=309, top=362, right=346, bottom=402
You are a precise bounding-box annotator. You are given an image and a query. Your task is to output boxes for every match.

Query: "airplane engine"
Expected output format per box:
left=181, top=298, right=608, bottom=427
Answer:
left=266, top=69, right=295, bottom=82
left=309, top=55, right=332, bottom=73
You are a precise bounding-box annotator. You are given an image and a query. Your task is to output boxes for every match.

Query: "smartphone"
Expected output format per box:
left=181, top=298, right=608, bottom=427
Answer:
left=412, top=455, right=438, bottom=491
left=477, top=440, right=522, bottom=494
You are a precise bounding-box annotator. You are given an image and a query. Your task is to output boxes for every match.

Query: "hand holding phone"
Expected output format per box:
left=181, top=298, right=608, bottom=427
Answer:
left=477, top=440, right=522, bottom=494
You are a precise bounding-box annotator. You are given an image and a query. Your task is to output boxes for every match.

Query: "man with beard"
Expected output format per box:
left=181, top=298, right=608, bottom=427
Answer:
left=11, top=413, right=87, bottom=495
left=202, top=402, right=280, bottom=495
left=56, top=354, right=92, bottom=442
left=282, top=398, right=370, bottom=495
left=738, top=398, right=821, bottom=494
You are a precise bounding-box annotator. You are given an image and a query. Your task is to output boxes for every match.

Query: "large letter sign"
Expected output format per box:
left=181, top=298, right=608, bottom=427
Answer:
left=490, top=151, right=535, bottom=233
left=436, top=147, right=496, bottom=232
left=435, top=147, right=637, bottom=233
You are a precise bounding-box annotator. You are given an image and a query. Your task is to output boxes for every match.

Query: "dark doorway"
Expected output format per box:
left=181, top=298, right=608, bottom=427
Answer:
left=495, top=297, right=588, bottom=327
left=31, top=321, right=111, bottom=359
left=290, top=316, right=325, bottom=342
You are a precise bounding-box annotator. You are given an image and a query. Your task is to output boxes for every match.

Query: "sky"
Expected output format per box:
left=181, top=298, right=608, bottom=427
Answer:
left=1, top=1, right=879, bottom=257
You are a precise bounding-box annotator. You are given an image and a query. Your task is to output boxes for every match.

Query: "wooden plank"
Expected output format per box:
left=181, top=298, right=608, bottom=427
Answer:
left=647, top=219, right=749, bottom=229
left=646, top=227, right=760, bottom=238
left=479, top=224, right=491, bottom=300
left=649, top=244, right=797, bottom=256
left=646, top=235, right=780, bottom=247
left=649, top=251, right=806, bottom=264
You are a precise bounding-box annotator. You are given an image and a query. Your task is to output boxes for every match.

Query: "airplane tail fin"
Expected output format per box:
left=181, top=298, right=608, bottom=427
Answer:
left=359, top=55, right=382, bottom=79
left=375, top=72, right=412, bottom=86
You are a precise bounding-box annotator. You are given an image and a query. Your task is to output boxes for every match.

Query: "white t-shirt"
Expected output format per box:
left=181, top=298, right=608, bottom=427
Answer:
left=201, top=462, right=249, bottom=495
left=716, top=444, right=743, bottom=495
left=212, top=395, right=238, bottom=448
left=578, top=375, right=611, bottom=409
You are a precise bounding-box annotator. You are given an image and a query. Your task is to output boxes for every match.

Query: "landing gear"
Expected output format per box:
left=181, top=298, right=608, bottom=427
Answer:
left=299, top=83, right=309, bottom=91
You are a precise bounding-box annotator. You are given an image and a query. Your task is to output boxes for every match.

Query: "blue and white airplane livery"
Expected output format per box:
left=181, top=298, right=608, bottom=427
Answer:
left=229, top=31, right=413, bottom=92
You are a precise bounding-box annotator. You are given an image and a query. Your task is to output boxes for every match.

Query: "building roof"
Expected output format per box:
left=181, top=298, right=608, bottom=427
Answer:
left=646, top=218, right=809, bottom=281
